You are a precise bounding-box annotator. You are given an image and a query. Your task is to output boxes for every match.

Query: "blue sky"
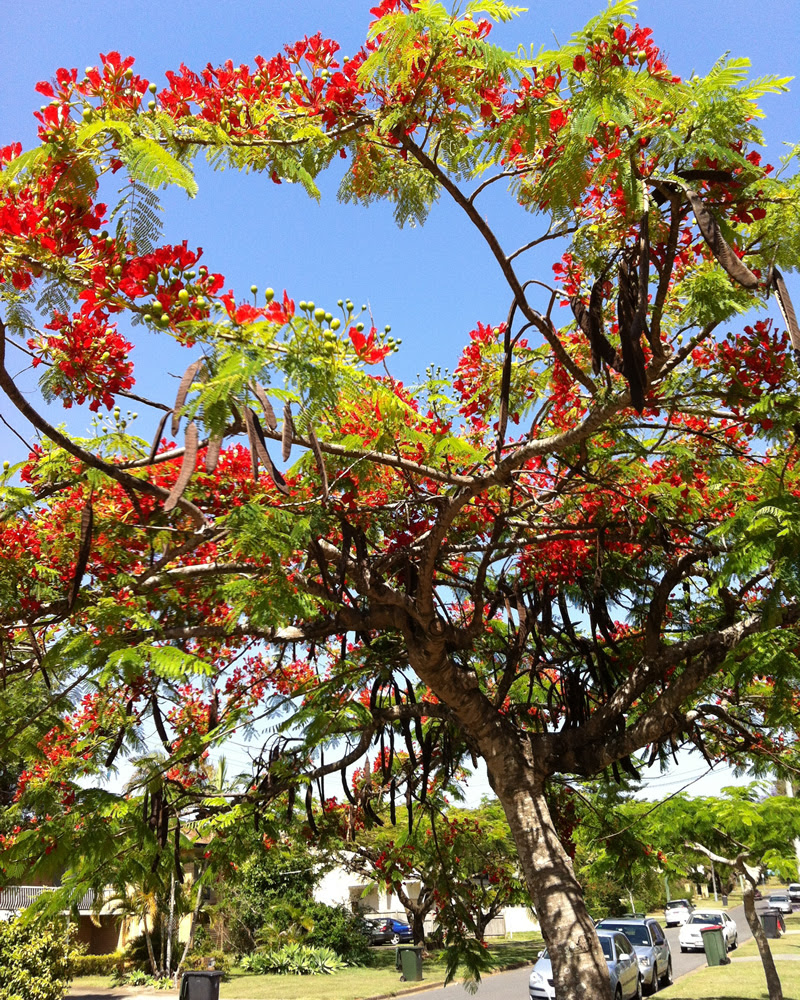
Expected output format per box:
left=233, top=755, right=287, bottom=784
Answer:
left=2, top=2, right=799, bottom=799
left=1, top=0, right=798, bottom=463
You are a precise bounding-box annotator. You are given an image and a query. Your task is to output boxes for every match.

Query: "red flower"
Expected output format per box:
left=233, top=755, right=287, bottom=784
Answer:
left=573, top=55, right=586, bottom=73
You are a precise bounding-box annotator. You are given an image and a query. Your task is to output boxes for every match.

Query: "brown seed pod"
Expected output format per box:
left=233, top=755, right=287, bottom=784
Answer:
left=149, top=410, right=172, bottom=463
left=249, top=382, right=277, bottom=429
left=68, top=501, right=94, bottom=609
left=245, top=407, right=290, bottom=495
left=204, top=433, right=223, bottom=474
left=282, top=402, right=294, bottom=462
left=770, top=267, right=800, bottom=355
left=307, top=427, right=329, bottom=501
left=684, top=186, right=759, bottom=289
left=171, top=359, right=203, bottom=437
left=163, top=421, right=199, bottom=512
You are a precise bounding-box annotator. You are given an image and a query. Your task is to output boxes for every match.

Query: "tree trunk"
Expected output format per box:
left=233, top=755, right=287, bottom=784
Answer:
left=176, top=863, right=209, bottom=982
left=406, top=638, right=613, bottom=998
left=488, top=765, right=613, bottom=999
left=741, top=881, right=783, bottom=1000
left=142, top=909, right=159, bottom=977
left=165, top=871, right=176, bottom=978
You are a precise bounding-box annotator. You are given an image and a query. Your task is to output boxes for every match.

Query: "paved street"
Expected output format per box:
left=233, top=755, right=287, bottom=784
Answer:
left=405, top=901, right=757, bottom=1000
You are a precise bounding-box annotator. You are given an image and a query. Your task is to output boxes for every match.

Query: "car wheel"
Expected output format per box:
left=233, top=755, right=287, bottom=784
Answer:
left=730, top=934, right=737, bottom=951
left=647, top=968, right=659, bottom=994
left=634, top=977, right=643, bottom=1000
left=660, top=958, right=673, bottom=988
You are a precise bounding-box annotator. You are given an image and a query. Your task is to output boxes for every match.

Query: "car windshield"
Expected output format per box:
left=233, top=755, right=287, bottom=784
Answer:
left=600, top=924, right=650, bottom=946
left=666, top=900, right=689, bottom=908
left=770, top=895, right=787, bottom=901
left=599, top=937, right=614, bottom=961
left=691, top=914, right=721, bottom=924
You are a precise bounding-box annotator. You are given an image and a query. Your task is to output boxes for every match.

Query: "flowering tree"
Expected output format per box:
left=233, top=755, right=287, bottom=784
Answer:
left=1, top=1, right=800, bottom=995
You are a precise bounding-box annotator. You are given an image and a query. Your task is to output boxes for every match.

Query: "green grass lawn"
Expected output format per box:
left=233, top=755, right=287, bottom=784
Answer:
left=656, top=961, right=800, bottom=999
left=70, top=936, right=542, bottom=998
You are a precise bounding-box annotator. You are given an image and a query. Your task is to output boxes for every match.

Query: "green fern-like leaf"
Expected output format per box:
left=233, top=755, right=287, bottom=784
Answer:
left=118, top=137, right=198, bottom=197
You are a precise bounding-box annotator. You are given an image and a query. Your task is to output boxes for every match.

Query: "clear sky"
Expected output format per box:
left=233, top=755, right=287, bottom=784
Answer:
left=2, top=2, right=799, bottom=800
left=1, top=0, right=798, bottom=460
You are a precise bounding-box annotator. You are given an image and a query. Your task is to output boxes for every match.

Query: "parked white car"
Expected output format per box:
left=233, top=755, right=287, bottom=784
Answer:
left=663, top=899, right=693, bottom=927
left=678, top=910, right=738, bottom=952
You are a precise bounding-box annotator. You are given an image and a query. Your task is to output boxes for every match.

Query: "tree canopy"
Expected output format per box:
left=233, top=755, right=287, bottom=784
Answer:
left=1, top=1, right=799, bottom=995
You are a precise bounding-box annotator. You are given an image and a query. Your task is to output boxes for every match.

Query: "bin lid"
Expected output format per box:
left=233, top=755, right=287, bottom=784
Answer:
left=182, top=970, right=225, bottom=978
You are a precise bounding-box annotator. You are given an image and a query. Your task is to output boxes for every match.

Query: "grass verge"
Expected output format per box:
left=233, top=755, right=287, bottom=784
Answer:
left=656, top=960, right=800, bottom=999
left=70, top=936, right=542, bottom=998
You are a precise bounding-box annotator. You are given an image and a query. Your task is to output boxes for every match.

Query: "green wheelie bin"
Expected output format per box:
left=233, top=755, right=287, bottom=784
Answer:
left=395, top=945, right=424, bottom=981
left=700, top=925, right=730, bottom=967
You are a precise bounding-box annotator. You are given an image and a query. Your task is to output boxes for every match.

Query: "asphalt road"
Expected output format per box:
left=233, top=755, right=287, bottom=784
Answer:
left=409, top=901, right=759, bottom=1000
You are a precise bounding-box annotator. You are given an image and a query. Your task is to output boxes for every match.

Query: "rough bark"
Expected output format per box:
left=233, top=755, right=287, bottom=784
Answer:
left=688, top=844, right=783, bottom=1000
left=141, top=909, right=159, bottom=977
left=405, top=633, right=613, bottom=999
left=489, top=764, right=613, bottom=1000
left=741, top=878, right=783, bottom=1000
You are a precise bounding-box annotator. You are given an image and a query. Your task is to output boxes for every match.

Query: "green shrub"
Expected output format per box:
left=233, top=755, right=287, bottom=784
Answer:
left=68, top=951, right=128, bottom=976
left=304, top=903, right=372, bottom=965
left=182, top=949, right=232, bottom=975
left=0, top=917, right=71, bottom=1000
left=239, top=943, right=348, bottom=975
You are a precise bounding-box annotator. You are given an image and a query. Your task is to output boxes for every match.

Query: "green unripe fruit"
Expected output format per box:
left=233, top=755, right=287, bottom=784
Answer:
left=307, top=301, right=315, bottom=311
left=324, top=312, right=332, bottom=322
left=124, top=68, right=134, bottom=81
left=147, top=101, right=156, bottom=110
left=143, top=313, right=153, bottom=323
left=152, top=300, right=163, bottom=313
left=113, top=265, right=122, bottom=276
left=187, top=270, right=196, bottom=279
left=2, top=461, right=9, bottom=471
left=250, top=284, right=258, bottom=295
left=101, top=351, right=110, bottom=360
left=178, top=290, right=190, bottom=304
left=82, top=108, right=93, bottom=120
left=195, top=297, right=206, bottom=308
left=159, top=314, right=170, bottom=326
left=330, top=318, right=341, bottom=331
left=337, top=299, right=343, bottom=307
left=148, top=82, right=158, bottom=93
left=282, top=81, right=291, bottom=93
left=637, top=50, right=648, bottom=64
left=265, top=288, right=274, bottom=302
left=356, top=322, right=365, bottom=332
left=384, top=324, right=391, bottom=333
left=314, top=307, right=325, bottom=321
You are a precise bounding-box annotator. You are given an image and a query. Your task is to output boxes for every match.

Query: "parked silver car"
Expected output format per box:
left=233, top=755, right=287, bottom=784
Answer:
left=596, top=917, right=673, bottom=994
left=529, top=931, right=642, bottom=1000
left=768, top=893, right=793, bottom=915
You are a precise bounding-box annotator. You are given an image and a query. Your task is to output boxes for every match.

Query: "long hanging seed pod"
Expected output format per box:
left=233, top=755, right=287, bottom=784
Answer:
left=174, top=817, right=184, bottom=883
left=282, top=402, right=294, bottom=461
left=307, top=427, right=329, bottom=501
left=163, top=422, right=199, bottom=512
left=171, top=359, right=204, bottom=437
left=243, top=407, right=260, bottom=481
left=683, top=186, right=759, bottom=289
left=204, top=433, right=223, bottom=474
left=68, top=501, right=94, bottom=609
left=305, top=785, right=318, bottom=835
left=149, top=410, right=172, bottom=463
left=770, top=267, right=800, bottom=360
left=617, top=255, right=647, bottom=412
left=249, top=382, right=278, bottom=429
left=245, top=407, right=289, bottom=495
